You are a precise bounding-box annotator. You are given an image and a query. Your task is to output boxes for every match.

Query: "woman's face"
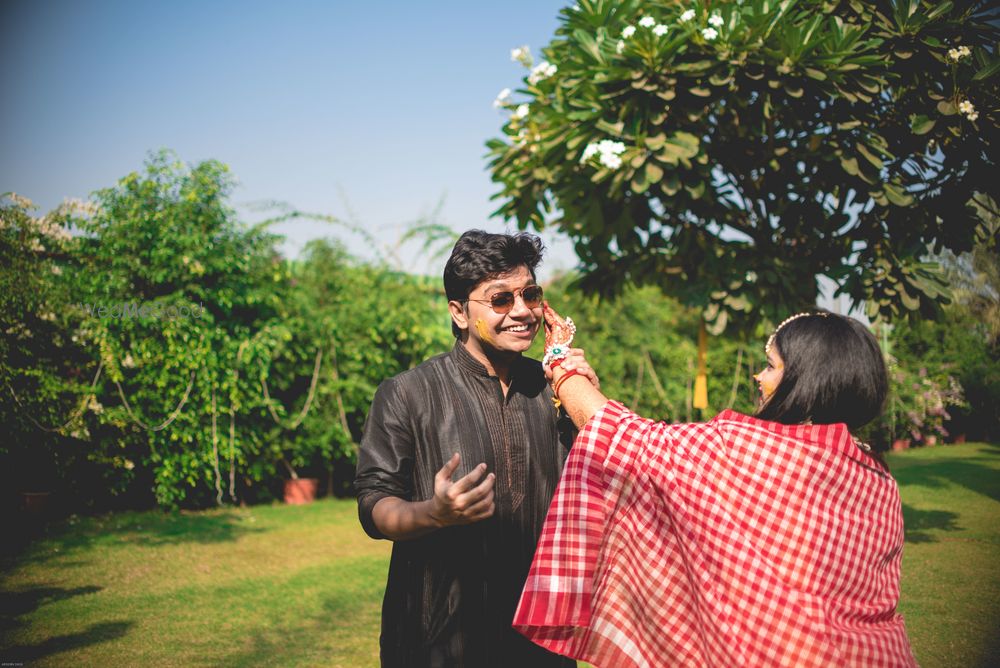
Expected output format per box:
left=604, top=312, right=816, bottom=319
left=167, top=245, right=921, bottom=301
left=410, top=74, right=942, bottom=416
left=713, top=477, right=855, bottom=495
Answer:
left=754, top=347, right=785, bottom=407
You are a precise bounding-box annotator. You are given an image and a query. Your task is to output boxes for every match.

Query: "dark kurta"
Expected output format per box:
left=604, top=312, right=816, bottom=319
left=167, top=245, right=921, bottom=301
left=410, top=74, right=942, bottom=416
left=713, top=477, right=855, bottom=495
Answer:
left=355, top=342, right=575, bottom=668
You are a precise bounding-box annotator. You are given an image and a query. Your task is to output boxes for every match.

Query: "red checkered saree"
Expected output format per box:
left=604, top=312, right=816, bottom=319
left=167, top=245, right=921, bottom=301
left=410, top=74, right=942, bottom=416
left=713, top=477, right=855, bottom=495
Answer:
left=514, top=401, right=917, bottom=667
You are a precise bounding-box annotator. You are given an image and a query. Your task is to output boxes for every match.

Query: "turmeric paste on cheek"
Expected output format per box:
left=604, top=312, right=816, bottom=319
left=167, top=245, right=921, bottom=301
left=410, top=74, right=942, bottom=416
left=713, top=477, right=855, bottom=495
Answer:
left=475, top=318, right=495, bottom=345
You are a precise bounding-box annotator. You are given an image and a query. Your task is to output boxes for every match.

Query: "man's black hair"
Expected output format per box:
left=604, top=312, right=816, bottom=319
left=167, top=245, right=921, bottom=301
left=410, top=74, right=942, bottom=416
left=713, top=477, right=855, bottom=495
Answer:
left=443, top=230, right=545, bottom=338
left=755, top=312, right=888, bottom=442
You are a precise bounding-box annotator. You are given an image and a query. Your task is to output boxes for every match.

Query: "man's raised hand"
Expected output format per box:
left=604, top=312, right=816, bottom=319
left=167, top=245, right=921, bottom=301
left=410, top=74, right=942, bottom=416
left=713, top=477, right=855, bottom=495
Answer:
left=429, top=453, right=495, bottom=527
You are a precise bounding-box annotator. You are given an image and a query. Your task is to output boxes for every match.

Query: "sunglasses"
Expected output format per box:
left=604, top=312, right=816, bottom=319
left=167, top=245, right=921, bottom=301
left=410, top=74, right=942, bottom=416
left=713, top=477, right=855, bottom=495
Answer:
left=464, top=285, right=544, bottom=314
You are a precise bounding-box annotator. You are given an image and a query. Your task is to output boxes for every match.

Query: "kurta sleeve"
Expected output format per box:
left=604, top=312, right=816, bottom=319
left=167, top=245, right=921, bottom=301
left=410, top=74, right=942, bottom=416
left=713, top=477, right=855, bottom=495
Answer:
left=354, top=377, right=416, bottom=540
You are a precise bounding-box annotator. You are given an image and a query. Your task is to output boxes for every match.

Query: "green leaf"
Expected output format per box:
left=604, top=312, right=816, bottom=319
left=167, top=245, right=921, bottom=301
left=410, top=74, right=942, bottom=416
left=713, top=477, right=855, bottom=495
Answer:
left=972, top=58, right=1000, bottom=82
left=595, top=119, right=625, bottom=135
left=645, top=162, right=664, bottom=184
left=937, top=100, right=956, bottom=115
left=884, top=183, right=913, bottom=207
left=856, top=143, right=884, bottom=170
left=840, top=156, right=860, bottom=176
left=645, top=133, right=666, bottom=150
left=909, top=114, right=935, bottom=135
left=657, top=132, right=700, bottom=165
left=573, top=28, right=604, bottom=64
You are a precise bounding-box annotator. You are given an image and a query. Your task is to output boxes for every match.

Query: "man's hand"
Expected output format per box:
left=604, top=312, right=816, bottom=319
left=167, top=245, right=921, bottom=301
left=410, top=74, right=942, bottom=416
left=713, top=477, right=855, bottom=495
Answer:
left=428, top=453, right=495, bottom=527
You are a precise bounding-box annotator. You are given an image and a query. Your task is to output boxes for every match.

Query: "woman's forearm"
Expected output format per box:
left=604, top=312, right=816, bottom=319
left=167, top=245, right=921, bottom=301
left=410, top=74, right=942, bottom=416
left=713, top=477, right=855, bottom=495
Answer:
left=553, top=366, right=610, bottom=428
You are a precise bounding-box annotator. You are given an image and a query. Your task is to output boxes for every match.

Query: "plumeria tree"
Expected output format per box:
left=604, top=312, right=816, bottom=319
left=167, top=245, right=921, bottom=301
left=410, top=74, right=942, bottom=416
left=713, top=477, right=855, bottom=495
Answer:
left=488, top=0, right=1000, bottom=334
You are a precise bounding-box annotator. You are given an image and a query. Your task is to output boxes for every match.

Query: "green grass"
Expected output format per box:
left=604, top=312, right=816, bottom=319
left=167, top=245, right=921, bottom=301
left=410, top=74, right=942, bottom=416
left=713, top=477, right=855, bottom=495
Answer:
left=1, top=443, right=998, bottom=667
left=891, top=442, right=1000, bottom=667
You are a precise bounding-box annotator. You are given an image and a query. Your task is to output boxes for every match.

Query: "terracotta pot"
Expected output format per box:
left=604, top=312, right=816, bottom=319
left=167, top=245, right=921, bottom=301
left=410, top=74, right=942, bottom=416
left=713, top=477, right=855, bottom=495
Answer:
left=20, top=491, right=51, bottom=514
left=283, top=478, right=318, bottom=505
left=891, top=439, right=911, bottom=452
left=953, top=434, right=967, bottom=444
left=925, top=435, right=938, bottom=446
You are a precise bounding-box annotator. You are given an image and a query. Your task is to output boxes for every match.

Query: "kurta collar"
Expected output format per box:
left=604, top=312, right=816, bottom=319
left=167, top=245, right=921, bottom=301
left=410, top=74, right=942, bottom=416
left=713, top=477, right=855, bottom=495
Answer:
left=450, top=340, right=530, bottom=384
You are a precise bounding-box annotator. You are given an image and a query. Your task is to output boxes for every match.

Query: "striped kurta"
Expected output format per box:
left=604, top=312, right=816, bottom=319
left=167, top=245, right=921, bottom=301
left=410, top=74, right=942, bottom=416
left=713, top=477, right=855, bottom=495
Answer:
left=355, top=342, right=576, bottom=668
left=514, top=401, right=917, bottom=667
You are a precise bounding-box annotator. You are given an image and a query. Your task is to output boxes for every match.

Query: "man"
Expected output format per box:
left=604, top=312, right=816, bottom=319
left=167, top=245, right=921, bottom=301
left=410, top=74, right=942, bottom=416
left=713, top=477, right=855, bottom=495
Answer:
left=355, top=230, right=591, bottom=667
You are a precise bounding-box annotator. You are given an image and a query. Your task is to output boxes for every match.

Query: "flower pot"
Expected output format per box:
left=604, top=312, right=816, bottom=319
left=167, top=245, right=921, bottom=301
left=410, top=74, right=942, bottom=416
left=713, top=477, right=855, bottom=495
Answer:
left=925, top=435, right=938, bottom=446
left=952, top=433, right=967, bottom=444
left=283, top=478, right=318, bottom=505
left=19, top=491, right=52, bottom=515
left=891, top=439, right=911, bottom=452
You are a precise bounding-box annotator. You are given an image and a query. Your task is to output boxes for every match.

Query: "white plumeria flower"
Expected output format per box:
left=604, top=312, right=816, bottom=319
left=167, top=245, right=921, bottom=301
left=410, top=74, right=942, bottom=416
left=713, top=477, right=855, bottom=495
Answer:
left=702, top=27, right=719, bottom=40
left=653, top=24, right=668, bottom=36
left=622, top=25, right=636, bottom=38
left=51, top=265, right=62, bottom=275
left=123, top=353, right=136, bottom=368
left=958, top=100, right=975, bottom=115
left=679, top=9, right=696, bottom=22
left=599, top=153, right=623, bottom=169
left=639, top=16, right=656, bottom=28
left=510, top=45, right=531, bottom=66
left=967, top=111, right=979, bottom=121
left=597, top=139, right=626, bottom=154
left=512, top=104, right=530, bottom=120
left=493, top=87, right=512, bottom=109
left=616, top=39, right=626, bottom=54
left=581, top=138, right=627, bottom=169
left=708, top=13, right=724, bottom=27
left=948, top=45, right=971, bottom=62
left=528, top=60, right=557, bottom=84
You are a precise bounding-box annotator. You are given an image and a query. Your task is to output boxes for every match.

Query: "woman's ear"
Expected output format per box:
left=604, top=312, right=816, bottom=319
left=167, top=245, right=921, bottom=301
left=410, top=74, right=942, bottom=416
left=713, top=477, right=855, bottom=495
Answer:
left=448, top=300, right=469, bottom=334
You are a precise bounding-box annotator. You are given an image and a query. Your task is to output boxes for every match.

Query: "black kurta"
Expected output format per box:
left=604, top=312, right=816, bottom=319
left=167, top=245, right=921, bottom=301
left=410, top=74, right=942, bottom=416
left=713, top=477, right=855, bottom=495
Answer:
left=355, top=342, right=576, bottom=668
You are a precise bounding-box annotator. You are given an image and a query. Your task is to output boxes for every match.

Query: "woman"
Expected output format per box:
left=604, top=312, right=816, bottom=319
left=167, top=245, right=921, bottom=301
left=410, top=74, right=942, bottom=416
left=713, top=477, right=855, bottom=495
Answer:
left=513, top=306, right=917, bottom=667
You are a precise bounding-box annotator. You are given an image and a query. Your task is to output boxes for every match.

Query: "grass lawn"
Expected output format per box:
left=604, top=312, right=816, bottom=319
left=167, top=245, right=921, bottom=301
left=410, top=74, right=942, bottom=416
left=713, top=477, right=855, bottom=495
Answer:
left=1, top=442, right=998, bottom=667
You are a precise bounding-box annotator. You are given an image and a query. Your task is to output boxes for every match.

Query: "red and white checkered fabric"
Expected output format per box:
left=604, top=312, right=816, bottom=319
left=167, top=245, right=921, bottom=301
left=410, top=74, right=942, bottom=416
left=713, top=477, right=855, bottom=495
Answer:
left=514, top=401, right=916, bottom=667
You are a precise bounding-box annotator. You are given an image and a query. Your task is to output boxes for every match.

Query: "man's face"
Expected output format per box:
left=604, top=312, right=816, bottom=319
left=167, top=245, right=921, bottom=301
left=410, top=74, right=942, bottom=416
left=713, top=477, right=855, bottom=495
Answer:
left=452, top=265, right=542, bottom=356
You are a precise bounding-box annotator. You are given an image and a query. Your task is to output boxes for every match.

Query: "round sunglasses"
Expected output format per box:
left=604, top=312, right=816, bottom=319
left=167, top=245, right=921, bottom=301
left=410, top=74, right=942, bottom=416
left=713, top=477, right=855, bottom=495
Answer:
left=463, top=285, right=544, bottom=314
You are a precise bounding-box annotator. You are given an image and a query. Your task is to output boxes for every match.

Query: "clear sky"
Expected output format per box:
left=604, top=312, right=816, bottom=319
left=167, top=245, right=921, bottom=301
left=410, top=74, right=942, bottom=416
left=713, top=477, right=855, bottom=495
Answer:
left=0, top=0, right=579, bottom=277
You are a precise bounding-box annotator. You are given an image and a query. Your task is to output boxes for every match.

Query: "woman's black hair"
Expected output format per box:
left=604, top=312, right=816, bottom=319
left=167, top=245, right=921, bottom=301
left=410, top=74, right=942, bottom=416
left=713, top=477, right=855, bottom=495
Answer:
left=755, top=312, right=888, bottom=436
left=443, top=230, right=545, bottom=337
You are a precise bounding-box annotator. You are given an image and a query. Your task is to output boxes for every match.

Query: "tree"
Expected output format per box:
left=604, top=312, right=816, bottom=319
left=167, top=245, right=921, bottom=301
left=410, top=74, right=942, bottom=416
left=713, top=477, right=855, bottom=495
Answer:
left=488, top=0, right=1000, bottom=334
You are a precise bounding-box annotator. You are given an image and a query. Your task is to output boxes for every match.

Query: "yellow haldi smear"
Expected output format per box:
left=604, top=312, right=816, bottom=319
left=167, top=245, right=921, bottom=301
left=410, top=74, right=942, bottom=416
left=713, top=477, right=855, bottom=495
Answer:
left=475, top=318, right=495, bottom=345
left=760, top=363, right=783, bottom=400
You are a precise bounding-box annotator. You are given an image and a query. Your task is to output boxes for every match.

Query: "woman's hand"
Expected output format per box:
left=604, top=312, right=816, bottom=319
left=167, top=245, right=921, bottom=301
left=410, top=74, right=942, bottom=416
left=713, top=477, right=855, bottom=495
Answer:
left=542, top=301, right=598, bottom=389
left=542, top=301, right=575, bottom=351
left=544, top=347, right=599, bottom=390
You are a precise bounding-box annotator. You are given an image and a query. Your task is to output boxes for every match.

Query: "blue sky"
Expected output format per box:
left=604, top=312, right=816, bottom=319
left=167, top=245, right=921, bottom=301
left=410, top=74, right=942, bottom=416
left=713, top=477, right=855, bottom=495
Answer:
left=0, top=0, right=579, bottom=277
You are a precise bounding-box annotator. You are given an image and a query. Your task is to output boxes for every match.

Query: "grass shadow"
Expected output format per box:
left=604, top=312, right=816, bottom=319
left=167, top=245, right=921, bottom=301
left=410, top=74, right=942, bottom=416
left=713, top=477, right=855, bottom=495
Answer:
left=0, top=585, right=103, bottom=622
left=2, top=620, right=133, bottom=663
left=901, top=504, right=961, bottom=543
left=213, top=556, right=387, bottom=668
left=1, top=509, right=267, bottom=569
left=894, top=459, right=1000, bottom=503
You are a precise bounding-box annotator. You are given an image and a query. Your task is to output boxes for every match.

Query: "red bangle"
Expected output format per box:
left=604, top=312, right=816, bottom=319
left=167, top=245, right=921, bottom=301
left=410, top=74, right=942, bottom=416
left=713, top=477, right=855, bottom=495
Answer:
left=553, top=369, right=581, bottom=399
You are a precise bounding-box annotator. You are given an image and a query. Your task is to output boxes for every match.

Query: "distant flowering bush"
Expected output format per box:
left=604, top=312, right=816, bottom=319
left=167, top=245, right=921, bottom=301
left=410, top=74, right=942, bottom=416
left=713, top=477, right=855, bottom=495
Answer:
left=878, top=360, right=967, bottom=447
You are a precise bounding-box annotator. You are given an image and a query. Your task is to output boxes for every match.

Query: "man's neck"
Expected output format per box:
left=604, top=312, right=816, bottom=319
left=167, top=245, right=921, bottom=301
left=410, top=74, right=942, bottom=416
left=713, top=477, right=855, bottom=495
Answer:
left=461, top=338, right=518, bottom=386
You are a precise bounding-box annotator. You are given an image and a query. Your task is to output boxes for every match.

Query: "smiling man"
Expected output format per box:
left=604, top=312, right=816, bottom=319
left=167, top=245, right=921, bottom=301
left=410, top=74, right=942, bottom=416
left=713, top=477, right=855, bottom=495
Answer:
left=354, top=230, right=590, bottom=668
